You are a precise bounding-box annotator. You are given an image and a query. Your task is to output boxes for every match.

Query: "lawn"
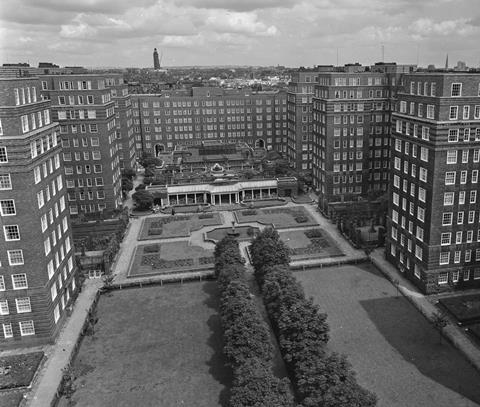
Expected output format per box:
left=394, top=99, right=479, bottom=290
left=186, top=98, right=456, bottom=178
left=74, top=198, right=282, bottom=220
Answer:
left=234, top=206, right=318, bottom=228
left=0, top=352, right=44, bottom=390
left=0, top=391, right=24, bottom=407
left=278, top=228, right=343, bottom=260
left=439, top=294, right=480, bottom=324
left=60, top=283, right=231, bottom=407
left=138, top=213, right=222, bottom=240
left=295, top=264, right=480, bottom=407
left=129, top=242, right=214, bottom=277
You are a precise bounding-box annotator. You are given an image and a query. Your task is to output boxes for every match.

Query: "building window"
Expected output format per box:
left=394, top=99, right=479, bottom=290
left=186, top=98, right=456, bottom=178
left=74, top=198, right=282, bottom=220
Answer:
left=445, top=172, right=456, bottom=185
left=0, top=276, right=4, bottom=291
left=4, top=225, right=20, bottom=241
left=11, top=274, right=28, bottom=289
left=0, top=147, right=8, bottom=163
left=449, top=106, right=458, bottom=120
left=0, top=300, right=9, bottom=315
left=464, top=270, right=470, bottom=280
left=440, top=233, right=451, bottom=245
left=7, top=250, right=24, bottom=265
left=0, top=174, right=12, bottom=190
left=3, top=324, right=13, bottom=338
left=19, top=320, right=35, bottom=336
left=446, top=150, right=457, bottom=164
left=442, top=212, right=453, bottom=226
left=451, top=83, right=462, bottom=97
left=15, top=297, right=31, bottom=313
left=438, top=272, right=448, bottom=284
left=439, top=252, right=450, bottom=265
left=0, top=200, right=15, bottom=216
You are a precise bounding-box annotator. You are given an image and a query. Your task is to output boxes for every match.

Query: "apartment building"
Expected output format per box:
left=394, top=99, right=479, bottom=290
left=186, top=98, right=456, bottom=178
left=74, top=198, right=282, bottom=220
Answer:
left=309, top=63, right=416, bottom=214
left=108, top=77, right=135, bottom=171
left=130, top=87, right=288, bottom=156
left=0, top=77, right=78, bottom=346
left=286, top=69, right=318, bottom=171
left=387, top=72, right=480, bottom=293
left=41, top=74, right=123, bottom=215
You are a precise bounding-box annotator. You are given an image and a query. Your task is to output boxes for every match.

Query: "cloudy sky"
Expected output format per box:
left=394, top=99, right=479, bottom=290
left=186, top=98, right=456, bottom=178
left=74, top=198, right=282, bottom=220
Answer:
left=0, top=0, right=479, bottom=68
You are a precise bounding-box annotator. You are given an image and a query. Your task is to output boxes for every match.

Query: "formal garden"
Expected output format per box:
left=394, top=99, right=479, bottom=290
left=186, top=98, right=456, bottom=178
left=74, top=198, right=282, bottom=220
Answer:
left=205, top=225, right=260, bottom=243
left=0, top=352, right=44, bottom=407
left=58, top=283, right=231, bottom=407
left=234, top=206, right=317, bottom=228
left=439, top=293, right=480, bottom=324
left=138, top=213, right=222, bottom=240
left=278, top=228, right=343, bottom=260
left=128, top=241, right=214, bottom=277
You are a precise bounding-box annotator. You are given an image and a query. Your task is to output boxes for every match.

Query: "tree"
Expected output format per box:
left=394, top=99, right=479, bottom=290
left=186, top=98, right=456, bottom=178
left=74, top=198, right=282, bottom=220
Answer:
left=132, top=190, right=153, bottom=211
left=121, top=177, right=133, bottom=192
left=121, top=168, right=136, bottom=180
left=250, top=228, right=290, bottom=272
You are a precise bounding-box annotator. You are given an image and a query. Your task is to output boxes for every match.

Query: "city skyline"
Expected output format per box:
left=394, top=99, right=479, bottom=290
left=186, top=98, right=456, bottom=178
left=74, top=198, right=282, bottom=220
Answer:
left=1, top=0, right=480, bottom=68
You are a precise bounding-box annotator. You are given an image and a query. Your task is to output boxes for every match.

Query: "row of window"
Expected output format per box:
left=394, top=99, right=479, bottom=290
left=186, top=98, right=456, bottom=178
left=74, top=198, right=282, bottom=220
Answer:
left=0, top=297, right=31, bottom=315
left=443, top=190, right=479, bottom=205
left=442, top=211, right=479, bottom=225
left=13, top=86, right=38, bottom=105
left=439, top=250, right=480, bottom=265
left=19, top=110, right=51, bottom=134
left=440, top=230, right=480, bottom=245
left=134, top=98, right=287, bottom=109
left=37, top=176, right=64, bottom=209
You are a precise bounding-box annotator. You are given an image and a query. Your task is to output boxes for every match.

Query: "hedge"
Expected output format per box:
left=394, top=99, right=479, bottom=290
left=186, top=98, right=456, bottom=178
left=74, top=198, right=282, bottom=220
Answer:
left=214, top=235, right=294, bottom=407
left=250, top=228, right=377, bottom=407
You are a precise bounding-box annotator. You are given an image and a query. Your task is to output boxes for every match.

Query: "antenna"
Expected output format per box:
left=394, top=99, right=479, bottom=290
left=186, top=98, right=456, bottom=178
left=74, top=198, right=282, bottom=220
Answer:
left=336, top=48, right=339, bottom=66
left=416, top=45, right=419, bottom=66
left=381, top=44, right=384, bottom=62
left=159, top=51, right=163, bottom=68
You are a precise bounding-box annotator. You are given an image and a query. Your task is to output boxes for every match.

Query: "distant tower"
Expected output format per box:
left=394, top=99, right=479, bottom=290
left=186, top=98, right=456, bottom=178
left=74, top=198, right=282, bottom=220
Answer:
left=153, top=48, right=160, bottom=70
left=445, top=54, right=449, bottom=70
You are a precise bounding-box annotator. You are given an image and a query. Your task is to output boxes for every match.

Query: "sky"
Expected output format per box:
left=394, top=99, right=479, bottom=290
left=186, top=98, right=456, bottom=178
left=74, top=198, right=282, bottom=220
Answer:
left=0, top=0, right=479, bottom=68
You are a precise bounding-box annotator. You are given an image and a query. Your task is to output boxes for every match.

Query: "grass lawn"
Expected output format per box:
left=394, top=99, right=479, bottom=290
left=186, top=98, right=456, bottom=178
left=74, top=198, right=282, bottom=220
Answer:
left=234, top=206, right=318, bottom=228
left=0, top=391, right=24, bottom=407
left=439, top=294, right=480, bottom=324
left=0, top=352, right=44, bottom=390
left=129, top=242, right=214, bottom=277
left=62, top=282, right=231, bottom=407
left=295, top=264, right=480, bottom=407
left=278, top=228, right=343, bottom=260
left=138, top=213, right=222, bottom=240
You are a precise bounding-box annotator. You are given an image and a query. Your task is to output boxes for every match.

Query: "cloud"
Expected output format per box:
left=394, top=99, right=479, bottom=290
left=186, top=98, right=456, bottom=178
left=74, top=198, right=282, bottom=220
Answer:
left=205, top=11, right=278, bottom=36
left=409, top=18, right=478, bottom=37
left=176, top=0, right=298, bottom=12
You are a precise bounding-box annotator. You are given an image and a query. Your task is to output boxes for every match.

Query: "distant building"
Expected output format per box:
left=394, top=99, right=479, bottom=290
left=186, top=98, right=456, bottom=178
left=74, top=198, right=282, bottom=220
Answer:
left=0, top=77, right=78, bottom=347
left=455, top=61, right=467, bottom=71
left=153, top=48, right=160, bottom=70
left=387, top=72, right=480, bottom=293
left=130, top=87, right=288, bottom=157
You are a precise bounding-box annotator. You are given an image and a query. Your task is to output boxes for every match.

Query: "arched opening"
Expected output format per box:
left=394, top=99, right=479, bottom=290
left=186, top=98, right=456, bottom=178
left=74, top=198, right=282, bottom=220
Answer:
left=255, top=139, right=265, bottom=149
left=155, top=144, right=165, bottom=157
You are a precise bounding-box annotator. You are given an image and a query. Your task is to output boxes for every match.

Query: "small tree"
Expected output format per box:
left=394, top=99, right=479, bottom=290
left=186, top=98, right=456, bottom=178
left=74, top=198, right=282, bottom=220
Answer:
left=132, top=190, right=153, bottom=211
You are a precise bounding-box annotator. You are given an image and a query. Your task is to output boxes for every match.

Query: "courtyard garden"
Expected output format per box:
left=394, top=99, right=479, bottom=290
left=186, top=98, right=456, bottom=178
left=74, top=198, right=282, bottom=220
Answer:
left=128, top=241, right=214, bottom=277
left=205, top=225, right=260, bottom=243
left=234, top=206, right=317, bottom=228
left=278, top=228, right=343, bottom=260
left=296, top=264, right=480, bottom=407
left=58, top=283, right=231, bottom=407
left=138, top=212, right=222, bottom=240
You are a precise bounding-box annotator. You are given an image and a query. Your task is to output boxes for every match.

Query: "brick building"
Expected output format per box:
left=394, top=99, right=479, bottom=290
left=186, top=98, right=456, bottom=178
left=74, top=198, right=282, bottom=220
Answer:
left=386, top=72, right=480, bottom=293
left=130, top=87, right=288, bottom=156
left=41, top=74, right=124, bottom=215
left=286, top=68, right=319, bottom=171
left=311, top=63, right=415, bottom=214
left=0, top=77, right=78, bottom=346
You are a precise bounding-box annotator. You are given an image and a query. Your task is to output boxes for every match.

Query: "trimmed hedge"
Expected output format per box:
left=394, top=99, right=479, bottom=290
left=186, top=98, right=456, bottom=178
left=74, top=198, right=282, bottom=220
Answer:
left=250, top=228, right=377, bottom=407
left=214, top=235, right=294, bottom=407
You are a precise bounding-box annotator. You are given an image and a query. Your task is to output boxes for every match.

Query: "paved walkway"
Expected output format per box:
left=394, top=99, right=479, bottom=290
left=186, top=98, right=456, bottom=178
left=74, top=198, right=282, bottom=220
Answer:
left=26, top=279, right=103, bottom=407
left=370, top=249, right=480, bottom=374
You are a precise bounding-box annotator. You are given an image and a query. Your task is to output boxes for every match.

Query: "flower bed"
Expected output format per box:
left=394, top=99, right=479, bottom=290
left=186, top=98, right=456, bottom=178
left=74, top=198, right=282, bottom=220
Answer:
left=279, top=228, right=344, bottom=260
left=0, top=352, right=44, bottom=390
left=235, top=206, right=318, bottom=228
left=439, top=294, right=480, bottom=324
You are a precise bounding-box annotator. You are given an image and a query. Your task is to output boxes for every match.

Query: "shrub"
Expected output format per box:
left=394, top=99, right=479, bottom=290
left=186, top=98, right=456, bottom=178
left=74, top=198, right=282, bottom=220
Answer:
left=143, top=244, right=160, bottom=253
left=295, top=215, right=308, bottom=223
left=148, top=228, right=163, bottom=236
left=198, top=213, right=214, bottom=219
left=242, top=209, right=257, bottom=216
left=304, top=229, right=324, bottom=239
